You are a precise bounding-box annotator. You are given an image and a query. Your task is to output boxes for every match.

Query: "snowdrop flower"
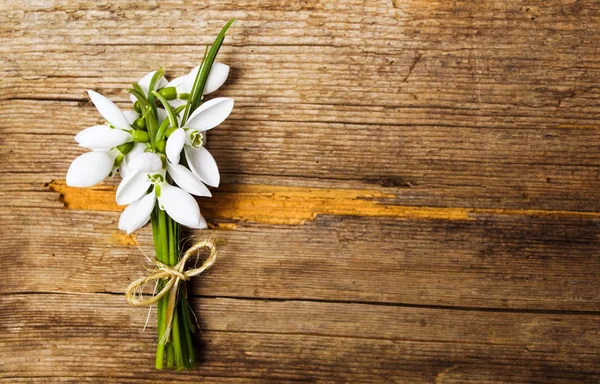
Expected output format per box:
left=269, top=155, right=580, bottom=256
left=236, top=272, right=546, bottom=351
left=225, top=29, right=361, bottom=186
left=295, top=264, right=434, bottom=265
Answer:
left=117, top=152, right=208, bottom=234
left=67, top=91, right=137, bottom=187
left=66, top=150, right=120, bottom=188
left=66, top=59, right=233, bottom=235
left=165, top=62, right=230, bottom=107
left=166, top=97, right=234, bottom=188
left=76, top=91, right=135, bottom=150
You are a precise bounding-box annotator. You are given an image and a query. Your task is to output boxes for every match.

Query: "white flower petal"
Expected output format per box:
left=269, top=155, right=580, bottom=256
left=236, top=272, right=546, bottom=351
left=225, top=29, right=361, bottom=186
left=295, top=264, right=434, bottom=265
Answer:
left=166, top=128, right=185, bottom=164
left=126, top=142, right=147, bottom=158
left=167, top=99, right=186, bottom=108
left=87, top=90, right=131, bottom=129
left=137, top=70, right=156, bottom=91
left=118, top=190, right=156, bottom=234
left=119, top=163, right=129, bottom=179
left=167, top=163, right=212, bottom=197
left=158, top=183, right=202, bottom=228
left=204, top=62, right=230, bottom=94
left=187, top=62, right=229, bottom=95
left=66, top=151, right=116, bottom=187
left=156, top=108, right=168, bottom=124
left=120, top=143, right=146, bottom=178
left=139, top=70, right=169, bottom=94
left=128, top=152, right=163, bottom=173
left=123, top=110, right=139, bottom=125
left=118, top=197, right=140, bottom=231
left=187, top=214, right=208, bottom=229
left=75, top=125, right=132, bottom=151
left=167, top=75, right=191, bottom=94
left=184, top=146, right=220, bottom=187
left=185, top=97, right=234, bottom=132
left=116, top=171, right=151, bottom=205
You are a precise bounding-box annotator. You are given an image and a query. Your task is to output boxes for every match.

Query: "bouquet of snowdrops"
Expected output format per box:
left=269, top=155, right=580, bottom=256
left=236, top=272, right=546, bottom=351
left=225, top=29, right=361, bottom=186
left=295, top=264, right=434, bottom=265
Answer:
left=65, top=20, right=234, bottom=370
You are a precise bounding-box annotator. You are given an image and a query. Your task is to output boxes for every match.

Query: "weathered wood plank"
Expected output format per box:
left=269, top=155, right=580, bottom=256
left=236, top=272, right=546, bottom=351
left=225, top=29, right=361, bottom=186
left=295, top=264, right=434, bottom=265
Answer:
left=2, top=0, right=600, bottom=381
left=2, top=206, right=599, bottom=311
left=2, top=1, right=600, bottom=213
left=2, top=100, right=600, bottom=212
left=1, top=294, right=598, bottom=383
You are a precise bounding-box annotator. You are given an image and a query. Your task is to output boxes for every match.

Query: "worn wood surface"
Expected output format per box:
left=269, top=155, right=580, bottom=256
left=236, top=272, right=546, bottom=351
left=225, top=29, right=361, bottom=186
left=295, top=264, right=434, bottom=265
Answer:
left=1, top=1, right=599, bottom=382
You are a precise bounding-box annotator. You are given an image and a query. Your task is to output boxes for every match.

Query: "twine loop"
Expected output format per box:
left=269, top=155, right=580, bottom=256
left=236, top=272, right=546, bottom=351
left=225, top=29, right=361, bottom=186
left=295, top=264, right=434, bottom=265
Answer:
left=125, top=240, right=219, bottom=343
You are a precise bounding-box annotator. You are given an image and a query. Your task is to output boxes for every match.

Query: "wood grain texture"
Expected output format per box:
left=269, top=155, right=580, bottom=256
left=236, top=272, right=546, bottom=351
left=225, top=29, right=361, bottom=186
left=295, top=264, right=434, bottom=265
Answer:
left=2, top=294, right=599, bottom=383
left=1, top=0, right=600, bottom=382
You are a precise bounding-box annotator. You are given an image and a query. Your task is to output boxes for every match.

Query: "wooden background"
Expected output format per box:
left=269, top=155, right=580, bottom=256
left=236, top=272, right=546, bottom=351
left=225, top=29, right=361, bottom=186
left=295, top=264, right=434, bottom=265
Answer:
left=1, top=0, right=600, bottom=382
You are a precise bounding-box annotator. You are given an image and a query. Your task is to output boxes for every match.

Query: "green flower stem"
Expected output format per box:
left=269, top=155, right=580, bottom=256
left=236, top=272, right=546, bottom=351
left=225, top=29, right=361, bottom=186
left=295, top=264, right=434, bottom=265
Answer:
left=152, top=209, right=167, bottom=369
left=148, top=68, right=165, bottom=117
left=157, top=208, right=171, bottom=367
left=172, top=310, right=184, bottom=369
left=167, top=215, right=181, bottom=369
left=166, top=343, right=174, bottom=368
left=152, top=202, right=193, bottom=370
left=152, top=91, right=178, bottom=130
left=180, top=299, right=195, bottom=368
left=155, top=119, right=171, bottom=144
left=146, top=19, right=234, bottom=371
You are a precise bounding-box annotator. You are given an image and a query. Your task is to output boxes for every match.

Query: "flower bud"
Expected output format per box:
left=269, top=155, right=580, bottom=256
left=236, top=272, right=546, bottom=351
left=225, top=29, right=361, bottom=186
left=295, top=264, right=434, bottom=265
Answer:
left=132, top=129, right=150, bottom=143
left=117, top=142, right=134, bottom=155
left=133, top=101, right=142, bottom=114
left=178, top=93, right=190, bottom=100
left=133, top=117, right=147, bottom=130
left=158, top=87, right=177, bottom=100
left=155, top=139, right=166, bottom=153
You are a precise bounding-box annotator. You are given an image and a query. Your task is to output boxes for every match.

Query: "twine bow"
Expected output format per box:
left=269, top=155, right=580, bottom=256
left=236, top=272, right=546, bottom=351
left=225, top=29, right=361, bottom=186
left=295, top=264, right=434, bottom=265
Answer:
left=125, top=240, right=219, bottom=343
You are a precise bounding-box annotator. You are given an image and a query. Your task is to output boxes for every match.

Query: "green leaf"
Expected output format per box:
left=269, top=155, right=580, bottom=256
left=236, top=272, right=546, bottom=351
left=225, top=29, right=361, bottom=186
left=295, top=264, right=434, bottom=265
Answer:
left=152, top=91, right=178, bottom=128
left=183, top=18, right=235, bottom=123
left=128, top=88, right=157, bottom=147
left=155, top=118, right=171, bottom=144
left=148, top=68, right=165, bottom=116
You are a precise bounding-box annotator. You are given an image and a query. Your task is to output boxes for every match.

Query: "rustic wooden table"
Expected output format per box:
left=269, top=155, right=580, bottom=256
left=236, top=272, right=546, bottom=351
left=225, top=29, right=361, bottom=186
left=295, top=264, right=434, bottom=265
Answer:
left=2, top=1, right=599, bottom=383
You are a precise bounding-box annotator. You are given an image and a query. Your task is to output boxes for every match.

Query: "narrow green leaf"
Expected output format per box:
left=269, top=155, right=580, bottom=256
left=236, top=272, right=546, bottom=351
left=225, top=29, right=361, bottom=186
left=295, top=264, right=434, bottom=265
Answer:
left=183, top=18, right=234, bottom=123
left=129, top=88, right=158, bottom=148
left=148, top=68, right=165, bottom=116
left=155, top=118, right=171, bottom=144
left=127, top=89, right=150, bottom=110
left=132, top=83, right=146, bottom=99
left=174, top=104, right=187, bottom=116
left=152, top=91, right=178, bottom=128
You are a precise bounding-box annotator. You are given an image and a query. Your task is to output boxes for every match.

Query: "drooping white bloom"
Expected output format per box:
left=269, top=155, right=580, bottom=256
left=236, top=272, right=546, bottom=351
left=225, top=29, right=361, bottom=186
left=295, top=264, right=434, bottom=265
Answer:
left=67, top=91, right=135, bottom=187
left=67, top=62, right=233, bottom=234
left=66, top=150, right=119, bottom=187
left=165, top=97, right=234, bottom=187
left=81, top=91, right=134, bottom=150
left=116, top=151, right=207, bottom=234
left=75, top=125, right=132, bottom=151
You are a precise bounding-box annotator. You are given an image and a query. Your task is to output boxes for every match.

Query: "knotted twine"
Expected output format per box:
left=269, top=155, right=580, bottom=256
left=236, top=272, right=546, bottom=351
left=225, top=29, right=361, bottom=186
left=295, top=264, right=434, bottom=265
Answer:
left=125, top=239, right=219, bottom=343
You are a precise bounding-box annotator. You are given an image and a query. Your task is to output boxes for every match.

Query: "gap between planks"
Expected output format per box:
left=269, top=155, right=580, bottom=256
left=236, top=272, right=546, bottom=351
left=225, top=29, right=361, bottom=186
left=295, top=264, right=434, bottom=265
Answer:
left=5, top=291, right=600, bottom=317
